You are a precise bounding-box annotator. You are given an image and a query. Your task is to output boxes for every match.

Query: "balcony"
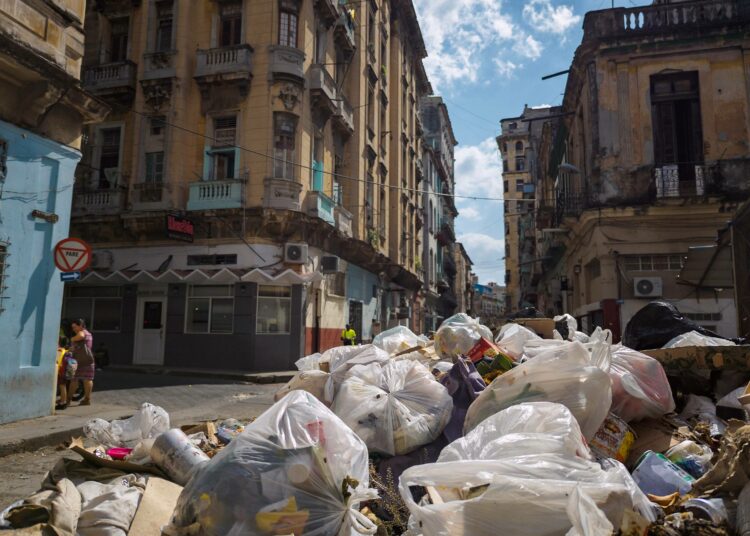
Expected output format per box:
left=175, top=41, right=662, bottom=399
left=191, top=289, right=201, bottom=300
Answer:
left=131, top=182, right=172, bottom=211
left=263, top=177, right=303, bottom=211
left=187, top=179, right=244, bottom=211
left=584, top=0, right=746, bottom=41
left=436, top=222, right=456, bottom=246
left=334, top=10, right=356, bottom=56
left=306, top=190, right=335, bottom=225
left=334, top=205, right=353, bottom=237
left=83, top=61, right=137, bottom=103
left=73, top=188, right=125, bottom=216
left=443, top=253, right=457, bottom=277
left=314, top=0, right=340, bottom=27
left=309, top=64, right=338, bottom=117
left=194, top=44, right=254, bottom=96
left=332, top=94, right=354, bottom=134
left=268, top=45, right=305, bottom=84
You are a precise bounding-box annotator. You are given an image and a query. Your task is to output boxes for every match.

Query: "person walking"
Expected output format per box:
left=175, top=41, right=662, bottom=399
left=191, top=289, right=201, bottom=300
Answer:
left=68, top=319, right=95, bottom=406
left=340, top=324, right=357, bottom=346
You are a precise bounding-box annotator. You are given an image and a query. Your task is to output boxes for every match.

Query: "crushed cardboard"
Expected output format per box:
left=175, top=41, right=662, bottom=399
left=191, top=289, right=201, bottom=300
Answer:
left=68, top=438, right=167, bottom=478
left=127, top=477, right=183, bottom=536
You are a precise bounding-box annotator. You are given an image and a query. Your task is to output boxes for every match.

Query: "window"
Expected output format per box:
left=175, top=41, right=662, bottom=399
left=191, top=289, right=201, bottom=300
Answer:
left=155, top=2, right=173, bottom=52
left=207, top=117, right=237, bottom=180
left=515, top=156, right=525, bottom=171
left=187, top=254, right=238, bottom=266
left=150, top=116, right=165, bottom=136
left=623, top=254, right=684, bottom=271
left=367, top=85, right=375, bottom=135
left=651, top=72, right=703, bottom=175
left=145, top=152, right=164, bottom=183
left=515, top=179, right=524, bottom=191
left=213, top=116, right=237, bottom=146
left=365, top=173, right=374, bottom=227
left=63, top=286, right=123, bottom=332
left=98, top=127, right=121, bottom=189
left=109, top=18, right=129, bottom=62
left=279, top=0, right=298, bottom=48
left=515, top=140, right=523, bottom=152
left=256, top=285, right=291, bottom=334
left=273, top=113, right=297, bottom=179
left=186, top=285, right=234, bottom=334
left=326, top=273, right=346, bottom=297
left=220, top=2, right=242, bottom=47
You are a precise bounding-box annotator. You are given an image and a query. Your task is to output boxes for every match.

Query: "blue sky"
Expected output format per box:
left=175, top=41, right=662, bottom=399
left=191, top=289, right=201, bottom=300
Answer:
left=412, top=0, right=650, bottom=284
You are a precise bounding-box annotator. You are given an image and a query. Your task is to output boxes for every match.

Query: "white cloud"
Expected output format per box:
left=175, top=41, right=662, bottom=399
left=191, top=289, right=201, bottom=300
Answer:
left=494, top=58, right=520, bottom=78
left=522, top=0, right=581, bottom=35
left=513, top=34, right=543, bottom=60
left=457, top=232, right=505, bottom=284
left=454, top=137, right=504, bottom=201
left=458, top=206, right=481, bottom=221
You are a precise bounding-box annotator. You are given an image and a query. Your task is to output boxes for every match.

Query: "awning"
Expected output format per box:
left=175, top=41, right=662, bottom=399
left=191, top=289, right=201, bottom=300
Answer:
left=78, top=268, right=323, bottom=285
left=677, top=244, right=734, bottom=288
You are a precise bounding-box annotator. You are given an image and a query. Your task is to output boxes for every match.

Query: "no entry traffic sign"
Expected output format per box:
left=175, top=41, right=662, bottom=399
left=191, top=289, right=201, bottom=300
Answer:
left=54, top=238, right=92, bottom=273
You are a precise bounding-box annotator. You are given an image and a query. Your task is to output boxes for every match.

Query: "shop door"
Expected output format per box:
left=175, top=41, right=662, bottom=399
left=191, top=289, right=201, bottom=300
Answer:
left=134, top=297, right=166, bottom=365
left=348, top=300, right=363, bottom=344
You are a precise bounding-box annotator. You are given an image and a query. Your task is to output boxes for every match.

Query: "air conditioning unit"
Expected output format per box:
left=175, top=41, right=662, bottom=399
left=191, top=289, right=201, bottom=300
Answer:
left=284, top=243, right=308, bottom=264
left=320, top=255, right=340, bottom=274
left=634, top=277, right=663, bottom=298
left=90, top=250, right=113, bottom=270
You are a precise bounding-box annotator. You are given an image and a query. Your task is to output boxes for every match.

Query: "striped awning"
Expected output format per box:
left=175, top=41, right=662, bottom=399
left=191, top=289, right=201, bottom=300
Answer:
left=78, top=267, right=323, bottom=285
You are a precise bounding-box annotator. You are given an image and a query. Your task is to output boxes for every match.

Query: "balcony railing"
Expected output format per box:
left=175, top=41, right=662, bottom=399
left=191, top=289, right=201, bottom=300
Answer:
left=334, top=205, right=353, bottom=237
left=309, top=64, right=337, bottom=113
left=584, top=0, right=745, bottom=40
left=187, top=179, right=244, bottom=211
left=195, top=44, right=253, bottom=80
left=654, top=163, right=716, bottom=198
left=73, top=188, right=125, bottom=216
left=268, top=45, right=305, bottom=83
left=306, top=190, right=335, bottom=225
left=334, top=10, right=356, bottom=53
left=263, top=177, right=303, bottom=211
left=332, top=95, right=354, bottom=134
left=83, top=61, right=137, bottom=95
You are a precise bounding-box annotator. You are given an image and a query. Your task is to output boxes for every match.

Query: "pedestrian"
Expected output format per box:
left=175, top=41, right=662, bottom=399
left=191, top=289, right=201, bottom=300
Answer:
left=340, top=324, right=357, bottom=346
left=68, top=319, right=95, bottom=406
left=55, top=337, right=74, bottom=410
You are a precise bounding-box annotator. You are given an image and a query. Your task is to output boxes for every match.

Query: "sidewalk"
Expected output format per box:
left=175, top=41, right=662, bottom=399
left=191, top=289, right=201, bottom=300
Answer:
left=0, top=369, right=286, bottom=457
left=107, top=364, right=297, bottom=384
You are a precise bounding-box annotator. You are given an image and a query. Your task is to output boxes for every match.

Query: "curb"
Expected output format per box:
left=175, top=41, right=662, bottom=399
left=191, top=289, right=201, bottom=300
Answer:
left=106, top=365, right=296, bottom=385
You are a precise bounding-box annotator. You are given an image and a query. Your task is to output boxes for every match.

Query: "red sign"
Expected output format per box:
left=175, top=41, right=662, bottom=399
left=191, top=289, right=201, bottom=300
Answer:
left=54, top=238, right=92, bottom=272
left=166, top=214, right=194, bottom=242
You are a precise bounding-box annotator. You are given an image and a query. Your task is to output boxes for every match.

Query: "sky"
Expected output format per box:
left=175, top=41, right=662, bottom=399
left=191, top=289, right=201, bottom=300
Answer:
left=412, top=0, right=651, bottom=284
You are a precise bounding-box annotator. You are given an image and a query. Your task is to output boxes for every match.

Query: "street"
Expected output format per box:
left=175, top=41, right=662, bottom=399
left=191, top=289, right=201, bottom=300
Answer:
left=0, top=369, right=280, bottom=510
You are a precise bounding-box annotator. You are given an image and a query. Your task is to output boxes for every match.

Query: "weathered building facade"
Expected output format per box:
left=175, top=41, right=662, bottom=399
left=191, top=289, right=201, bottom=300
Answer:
left=67, top=0, right=438, bottom=370
left=536, top=0, right=750, bottom=339
left=454, top=242, right=473, bottom=316
left=0, top=0, right=107, bottom=423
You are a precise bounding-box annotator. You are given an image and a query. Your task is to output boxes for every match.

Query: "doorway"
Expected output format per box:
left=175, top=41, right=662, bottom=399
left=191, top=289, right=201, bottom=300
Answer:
left=348, top=300, right=363, bottom=344
left=134, top=296, right=166, bottom=365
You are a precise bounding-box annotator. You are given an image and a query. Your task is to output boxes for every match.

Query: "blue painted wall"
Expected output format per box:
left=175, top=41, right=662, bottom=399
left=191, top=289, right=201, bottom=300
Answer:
left=0, top=120, right=81, bottom=424
left=345, top=264, right=379, bottom=341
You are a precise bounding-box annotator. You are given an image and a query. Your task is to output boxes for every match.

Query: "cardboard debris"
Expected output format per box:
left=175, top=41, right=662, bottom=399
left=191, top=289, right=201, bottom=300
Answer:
left=626, top=418, right=691, bottom=468
left=68, top=438, right=167, bottom=478
left=181, top=421, right=218, bottom=444
left=513, top=318, right=555, bottom=339
left=642, top=345, right=750, bottom=373
left=127, top=477, right=183, bottom=536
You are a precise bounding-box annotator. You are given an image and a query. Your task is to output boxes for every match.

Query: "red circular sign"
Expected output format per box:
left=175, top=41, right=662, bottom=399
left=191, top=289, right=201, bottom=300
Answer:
left=54, top=238, right=92, bottom=272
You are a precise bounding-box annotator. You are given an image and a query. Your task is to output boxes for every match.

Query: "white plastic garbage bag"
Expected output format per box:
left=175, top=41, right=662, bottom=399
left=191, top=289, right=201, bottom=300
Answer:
left=295, top=353, right=322, bottom=371
left=274, top=370, right=334, bottom=406
left=373, top=326, right=427, bottom=355
left=439, top=402, right=592, bottom=462
left=609, top=345, right=675, bottom=422
left=495, top=323, right=540, bottom=359
left=169, top=390, right=378, bottom=536
left=326, top=344, right=390, bottom=393
left=332, top=360, right=453, bottom=456
left=565, top=487, right=614, bottom=536
left=664, top=330, right=735, bottom=348
left=553, top=314, right=578, bottom=341
left=434, top=314, right=493, bottom=359
left=84, top=402, right=170, bottom=448
left=464, top=341, right=612, bottom=439
left=399, top=455, right=651, bottom=536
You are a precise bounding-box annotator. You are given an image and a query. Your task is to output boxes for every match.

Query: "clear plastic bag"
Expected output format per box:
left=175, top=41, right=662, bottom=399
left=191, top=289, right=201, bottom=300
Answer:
left=434, top=314, right=493, bottom=359
left=495, top=323, right=540, bottom=359
left=169, top=390, right=377, bottom=536
left=464, top=341, right=612, bottom=439
left=83, top=402, right=170, bottom=448
left=439, top=402, right=591, bottom=463
left=275, top=370, right=333, bottom=406
left=664, top=330, right=735, bottom=348
left=373, top=326, right=427, bottom=355
left=295, top=353, right=322, bottom=371
left=609, top=345, right=675, bottom=422
left=332, top=360, right=453, bottom=456
left=326, top=344, right=390, bottom=393
left=399, top=455, right=652, bottom=536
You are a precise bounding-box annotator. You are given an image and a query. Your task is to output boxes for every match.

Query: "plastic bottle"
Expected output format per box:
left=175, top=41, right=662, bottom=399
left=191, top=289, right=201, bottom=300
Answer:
left=631, top=450, right=695, bottom=496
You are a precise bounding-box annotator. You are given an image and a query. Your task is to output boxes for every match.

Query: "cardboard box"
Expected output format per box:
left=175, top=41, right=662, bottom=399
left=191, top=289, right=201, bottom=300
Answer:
left=641, top=345, right=750, bottom=372
left=466, top=338, right=503, bottom=364
left=514, top=318, right=556, bottom=339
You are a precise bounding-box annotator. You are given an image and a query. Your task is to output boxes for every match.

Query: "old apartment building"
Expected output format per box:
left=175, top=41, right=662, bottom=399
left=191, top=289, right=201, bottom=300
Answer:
left=536, top=0, right=750, bottom=340
left=66, top=0, right=437, bottom=371
left=0, top=0, right=107, bottom=423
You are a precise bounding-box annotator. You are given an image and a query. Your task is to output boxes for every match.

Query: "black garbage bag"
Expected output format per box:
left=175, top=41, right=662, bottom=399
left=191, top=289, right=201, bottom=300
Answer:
left=623, top=301, right=725, bottom=350
left=506, top=307, right=544, bottom=320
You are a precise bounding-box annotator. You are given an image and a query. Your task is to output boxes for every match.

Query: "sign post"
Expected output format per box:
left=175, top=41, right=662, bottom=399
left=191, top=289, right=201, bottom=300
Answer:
left=54, top=238, right=92, bottom=282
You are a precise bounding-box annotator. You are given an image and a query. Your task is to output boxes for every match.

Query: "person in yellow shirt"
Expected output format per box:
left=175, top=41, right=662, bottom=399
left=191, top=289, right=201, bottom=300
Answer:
left=340, top=324, right=357, bottom=346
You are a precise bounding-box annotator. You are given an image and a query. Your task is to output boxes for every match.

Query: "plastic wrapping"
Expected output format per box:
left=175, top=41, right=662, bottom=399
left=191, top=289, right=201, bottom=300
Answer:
left=439, top=402, right=591, bottom=463
left=274, top=370, right=333, bottom=406
left=332, top=360, right=453, bottom=456
left=83, top=402, right=170, bottom=448
left=565, top=487, right=614, bottom=536
left=295, top=353, right=322, bottom=371
left=553, top=314, right=578, bottom=341
left=666, top=440, right=713, bottom=478
left=464, top=341, right=612, bottom=439
left=399, top=455, right=653, bottom=536
left=325, top=344, right=390, bottom=392
left=434, top=314, right=493, bottom=359
left=609, top=345, right=675, bottom=422
left=495, top=323, right=540, bottom=359
left=169, top=390, right=377, bottom=536
left=372, top=326, right=427, bottom=355
left=622, top=301, right=727, bottom=350
left=664, top=330, right=736, bottom=348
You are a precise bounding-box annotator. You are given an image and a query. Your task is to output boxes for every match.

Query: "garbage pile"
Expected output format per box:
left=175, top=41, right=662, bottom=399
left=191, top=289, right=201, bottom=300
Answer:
left=3, top=305, right=750, bottom=536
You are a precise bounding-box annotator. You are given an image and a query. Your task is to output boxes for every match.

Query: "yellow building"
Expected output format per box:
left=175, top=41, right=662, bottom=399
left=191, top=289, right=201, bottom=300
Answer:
left=536, top=0, right=750, bottom=339
left=67, top=0, right=434, bottom=370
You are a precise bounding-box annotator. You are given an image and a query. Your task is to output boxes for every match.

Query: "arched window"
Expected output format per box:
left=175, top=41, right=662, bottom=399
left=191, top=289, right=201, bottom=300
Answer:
left=279, top=0, right=299, bottom=48
left=515, top=140, right=523, bottom=152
